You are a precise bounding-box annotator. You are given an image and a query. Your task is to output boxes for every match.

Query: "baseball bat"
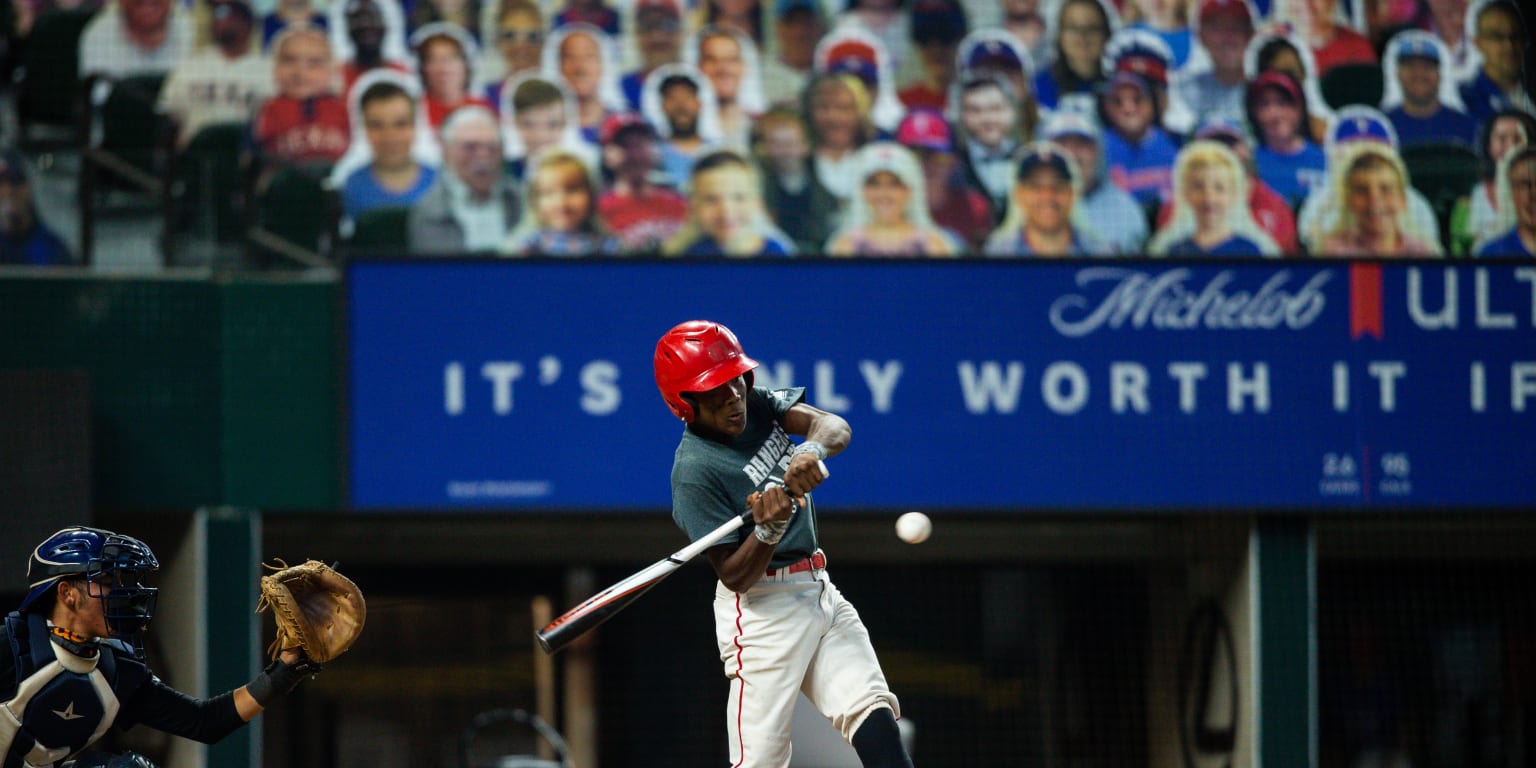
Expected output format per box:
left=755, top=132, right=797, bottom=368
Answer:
left=536, top=461, right=827, bottom=654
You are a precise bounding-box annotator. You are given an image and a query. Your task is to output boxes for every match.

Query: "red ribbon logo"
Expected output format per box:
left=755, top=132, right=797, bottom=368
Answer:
left=1350, top=263, right=1384, bottom=340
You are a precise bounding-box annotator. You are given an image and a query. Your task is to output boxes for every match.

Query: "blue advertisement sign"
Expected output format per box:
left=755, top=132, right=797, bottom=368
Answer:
left=347, top=261, right=1536, bottom=512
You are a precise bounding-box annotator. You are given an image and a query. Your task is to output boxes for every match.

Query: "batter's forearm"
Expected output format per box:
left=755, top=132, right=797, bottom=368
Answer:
left=783, top=404, right=850, bottom=458
left=711, top=538, right=779, bottom=593
left=797, top=412, right=850, bottom=459
left=802, top=419, right=849, bottom=458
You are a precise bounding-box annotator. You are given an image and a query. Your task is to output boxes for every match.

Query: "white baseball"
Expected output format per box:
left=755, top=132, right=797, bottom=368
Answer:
left=895, top=512, right=932, bottom=544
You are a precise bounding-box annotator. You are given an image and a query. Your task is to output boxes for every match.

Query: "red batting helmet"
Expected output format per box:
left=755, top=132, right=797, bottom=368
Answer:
left=654, top=320, right=759, bottom=422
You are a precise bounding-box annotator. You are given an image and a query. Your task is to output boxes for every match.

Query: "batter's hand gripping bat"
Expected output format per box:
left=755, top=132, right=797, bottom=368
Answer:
left=536, top=461, right=826, bottom=654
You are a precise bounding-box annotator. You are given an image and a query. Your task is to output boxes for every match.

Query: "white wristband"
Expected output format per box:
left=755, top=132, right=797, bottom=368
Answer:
left=754, top=520, right=788, bottom=545
left=793, top=441, right=827, bottom=461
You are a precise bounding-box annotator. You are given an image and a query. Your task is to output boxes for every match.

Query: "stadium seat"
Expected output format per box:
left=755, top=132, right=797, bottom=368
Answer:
left=1143, top=200, right=1162, bottom=240
left=348, top=206, right=411, bottom=256
left=172, top=122, right=251, bottom=244
left=1400, top=142, right=1480, bottom=253
left=78, top=74, right=173, bottom=264
left=1320, top=63, right=1385, bottom=111
left=247, top=165, right=338, bottom=268
left=13, top=9, right=96, bottom=149
left=0, top=0, right=15, bottom=82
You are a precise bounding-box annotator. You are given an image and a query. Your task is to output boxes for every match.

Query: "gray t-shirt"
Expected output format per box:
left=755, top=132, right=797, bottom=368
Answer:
left=670, top=386, right=820, bottom=569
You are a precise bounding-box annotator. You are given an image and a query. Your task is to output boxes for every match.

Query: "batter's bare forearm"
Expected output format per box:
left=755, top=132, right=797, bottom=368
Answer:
left=785, top=404, right=851, bottom=458
left=804, top=417, right=849, bottom=457
left=709, top=539, right=778, bottom=593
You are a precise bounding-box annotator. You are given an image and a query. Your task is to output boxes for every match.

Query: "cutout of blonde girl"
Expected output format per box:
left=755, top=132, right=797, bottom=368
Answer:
left=542, top=23, right=627, bottom=143
left=684, top=26, right=768, bottom=150
left=1313, top=142, right=1443, bottom=256
left=641, top=63, right=725, bottom=189
left=1243, top=24, right=1333, bottom=143
left=499, top=71, right=593, bottom=181
left=983, top=141, right=1108, bottom=257
left=826, top=141, right=959, bottom=256
left=1149, top=139, right=1281, bottom=256
left=411, top=22, right=493, bottom=132
left=327, top=67, right=440, bottom=192
left=663, top=149, right=797, bottom=256
left=501, top=148, right=620, bottom=255
left=802, top=72, right=877, bottom=211
left=812, top=25, right=905, bottom=134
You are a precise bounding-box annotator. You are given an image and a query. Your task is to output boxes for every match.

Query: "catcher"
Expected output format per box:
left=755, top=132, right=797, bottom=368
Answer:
left=1, top=526, right=362, bottom=768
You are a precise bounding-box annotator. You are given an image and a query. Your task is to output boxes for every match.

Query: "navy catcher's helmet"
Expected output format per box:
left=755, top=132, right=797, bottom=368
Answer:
left=21, top=526, right=160, bottom=644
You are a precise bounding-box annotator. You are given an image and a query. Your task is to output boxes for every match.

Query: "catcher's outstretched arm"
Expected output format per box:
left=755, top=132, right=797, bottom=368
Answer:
left=235, top=649, right=308, bottom=720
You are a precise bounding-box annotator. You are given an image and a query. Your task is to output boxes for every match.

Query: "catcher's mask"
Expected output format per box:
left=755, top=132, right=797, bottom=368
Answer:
left=23, top=526, right=160, bottom=651
left=654, top=320, right=759, bottom=422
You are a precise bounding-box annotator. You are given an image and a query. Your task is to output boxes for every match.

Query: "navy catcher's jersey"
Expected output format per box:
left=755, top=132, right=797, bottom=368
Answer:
left=2, top=612, right=245, bottom=768
left=670, top=386, right=819, bottom=568
left=1, top=612, right=151, bottom=767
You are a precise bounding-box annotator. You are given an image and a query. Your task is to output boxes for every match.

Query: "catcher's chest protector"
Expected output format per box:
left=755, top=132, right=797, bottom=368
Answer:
left=3, top=613, right=138, bottom=768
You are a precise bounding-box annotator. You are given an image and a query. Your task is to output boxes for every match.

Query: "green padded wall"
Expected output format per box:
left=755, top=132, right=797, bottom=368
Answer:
left=219, top=280, right=339, bottom=509
left=0, top=277, right=221, bottom=506
left=0, top=275, right=338, bottom=510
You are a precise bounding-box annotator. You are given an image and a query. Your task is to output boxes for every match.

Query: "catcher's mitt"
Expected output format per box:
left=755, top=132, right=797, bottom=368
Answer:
left=255, top=559, right=365, bottom=663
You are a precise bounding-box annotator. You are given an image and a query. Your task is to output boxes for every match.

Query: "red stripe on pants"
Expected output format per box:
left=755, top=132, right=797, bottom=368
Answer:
left=732, top=591, right=747, bottom=768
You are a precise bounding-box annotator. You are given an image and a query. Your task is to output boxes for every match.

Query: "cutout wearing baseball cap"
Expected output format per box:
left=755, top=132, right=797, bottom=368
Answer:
left=600, top=111, right=655, bottom=145
left=895, top=108, right=954, bottom=152
left=636, top=0, right=683, bottom=17
left=1197, top=0, right=1252, bottom=25
left=1103, top=69, right=1155, bottom=98
left=775, top=0, right=818, bottom=16
left=1040, top=111, right=1101, bottom=144
left=1101, top=29, right=1173, bottom=89
left=1328, top=106, right=1398, bottom=150
left=822, top=38, right=880, bottom=85
left=1247, top=70, right=1301, bottom=105
left=1112, top=52, right=1167, bottom=89
left=1015, top=143, right=1076, bottom=186
left=965, top=39, right=1025, bottom=73
left=1392, top=32, right=1441, bottom=63
left=1194, top=116, right=1249, bottom=145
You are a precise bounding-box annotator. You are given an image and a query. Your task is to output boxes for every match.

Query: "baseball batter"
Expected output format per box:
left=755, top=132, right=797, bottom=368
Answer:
left=654, top=321, right=913, bottom=768
left=1, top=527, right=317, bottom=768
